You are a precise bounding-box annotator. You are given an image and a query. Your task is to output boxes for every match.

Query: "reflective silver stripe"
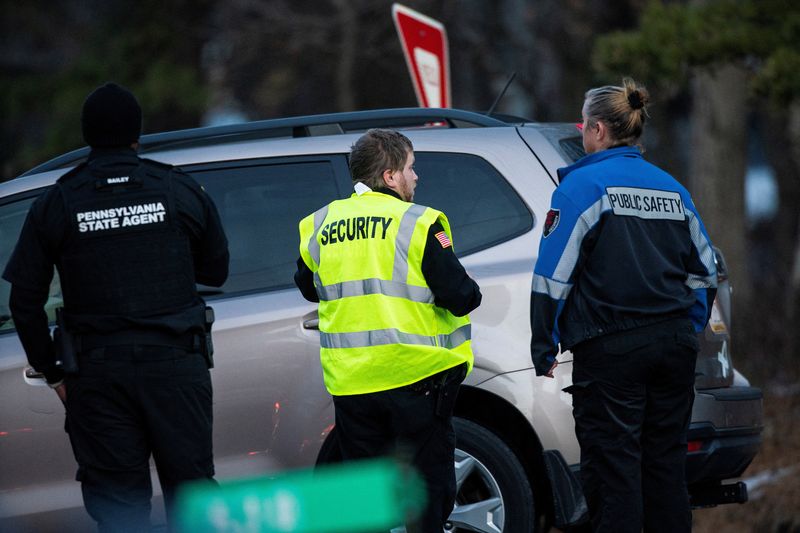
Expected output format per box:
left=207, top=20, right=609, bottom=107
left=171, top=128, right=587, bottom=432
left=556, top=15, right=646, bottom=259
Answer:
left=553, top=195, right=612, bottom=282
left=686, top=273, right=716, bottom=289
left=321, top=324, right=471, bottom=350
left=321, top=328, right=436, bottom=349
left=308, top=205, right=329, bottom=265
left=317, top=278, right=434, bottom=303
left=438, top=324, right=471, bottom=349
left=532, top=273, right=573, bottom=300
left=393, top=204, right=428, bottom=282
left=686, top=209, right=717, bottom=287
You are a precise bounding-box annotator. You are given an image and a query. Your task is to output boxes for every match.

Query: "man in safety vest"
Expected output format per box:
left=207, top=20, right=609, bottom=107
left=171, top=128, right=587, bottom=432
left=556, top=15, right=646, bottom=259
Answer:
left=295, top=128, right=481, bottom=532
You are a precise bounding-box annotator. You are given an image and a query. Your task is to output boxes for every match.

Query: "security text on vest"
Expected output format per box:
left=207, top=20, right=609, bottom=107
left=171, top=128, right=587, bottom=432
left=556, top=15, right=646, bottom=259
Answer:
left=320, top=216, right=392, bottom=245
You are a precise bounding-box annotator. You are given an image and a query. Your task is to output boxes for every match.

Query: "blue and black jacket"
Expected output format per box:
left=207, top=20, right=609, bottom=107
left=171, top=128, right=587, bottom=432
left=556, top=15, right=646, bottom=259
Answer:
left=530, top=146, right=717, bottom=375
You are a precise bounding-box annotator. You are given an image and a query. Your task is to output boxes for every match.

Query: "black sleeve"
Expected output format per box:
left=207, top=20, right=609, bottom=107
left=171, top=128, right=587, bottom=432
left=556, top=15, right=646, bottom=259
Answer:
left=195, top=190, right=229, bottom=287
left=530, top=292, right=559, bottom=376
left=9, top=285, right=62, bottom=384
left=2, top=193, right=63, bottom=384
left=294, top=257, right=319, bottom=302
left=2, top=189, right=60, bottom=291
left=173, top=171, right=230, bottom=287
left=421, top=222, right=481, bottom=317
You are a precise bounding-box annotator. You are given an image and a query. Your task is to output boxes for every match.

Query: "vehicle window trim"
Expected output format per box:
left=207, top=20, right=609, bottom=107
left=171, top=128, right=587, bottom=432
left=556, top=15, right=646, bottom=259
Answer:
left=180, top=154, right=353, bottom=195
left=0, top=187, right=53, bottom=209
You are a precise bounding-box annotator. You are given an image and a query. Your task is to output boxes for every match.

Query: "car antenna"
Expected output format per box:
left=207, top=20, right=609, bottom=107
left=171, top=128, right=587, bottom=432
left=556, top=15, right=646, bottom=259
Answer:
left=486, top=72, right=517, bottom=116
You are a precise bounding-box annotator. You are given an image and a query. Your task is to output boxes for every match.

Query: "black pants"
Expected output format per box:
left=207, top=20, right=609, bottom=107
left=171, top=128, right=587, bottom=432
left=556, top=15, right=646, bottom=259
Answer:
left=569, top=319, right=698, bottom=533
left=65, top=345, right=214, bottom=533
left=332, top=364, right=466, bottom=533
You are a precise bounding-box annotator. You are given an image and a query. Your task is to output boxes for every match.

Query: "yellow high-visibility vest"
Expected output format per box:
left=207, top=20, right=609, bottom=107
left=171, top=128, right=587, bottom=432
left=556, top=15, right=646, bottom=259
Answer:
left=299, top=190, right=473, bottom=395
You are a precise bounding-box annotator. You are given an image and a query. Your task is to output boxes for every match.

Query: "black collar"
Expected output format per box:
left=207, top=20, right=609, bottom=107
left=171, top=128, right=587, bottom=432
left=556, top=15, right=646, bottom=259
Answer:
left=372, top=187, right=402, bottom=200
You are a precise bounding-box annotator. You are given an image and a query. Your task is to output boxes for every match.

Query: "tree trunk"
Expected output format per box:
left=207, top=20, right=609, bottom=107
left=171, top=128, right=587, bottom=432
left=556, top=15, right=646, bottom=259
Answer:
left=750, top=101, right=800, bottom=380
left=688, top=65, right=750, bottom=326
left=786, top=102, right=800, bottom=373
left=333, top=0, right=357, bottom=112
left=789, top=102, right=800, bottom=301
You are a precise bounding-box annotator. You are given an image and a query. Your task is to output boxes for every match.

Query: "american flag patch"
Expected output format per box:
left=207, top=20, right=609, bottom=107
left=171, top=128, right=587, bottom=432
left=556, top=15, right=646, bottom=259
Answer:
left=434, top=231, right=452, bottom=248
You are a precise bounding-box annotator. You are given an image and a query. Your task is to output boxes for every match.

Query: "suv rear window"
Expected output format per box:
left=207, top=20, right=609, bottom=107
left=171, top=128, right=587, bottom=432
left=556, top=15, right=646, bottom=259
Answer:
left=413, top=152, right=532, bottom=255
left=190, top=158, right=346, bottom=295
left=558, top=137, right=586, bottom=163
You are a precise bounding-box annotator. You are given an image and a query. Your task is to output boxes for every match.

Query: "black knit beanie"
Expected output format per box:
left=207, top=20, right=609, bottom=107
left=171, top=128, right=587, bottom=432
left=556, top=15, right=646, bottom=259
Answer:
left=81, top=82, right=142, bottom=147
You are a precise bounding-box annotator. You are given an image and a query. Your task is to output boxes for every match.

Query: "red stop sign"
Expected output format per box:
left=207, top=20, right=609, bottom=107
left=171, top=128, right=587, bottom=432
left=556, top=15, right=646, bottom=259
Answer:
left=392, top=4, right=451, bottom=108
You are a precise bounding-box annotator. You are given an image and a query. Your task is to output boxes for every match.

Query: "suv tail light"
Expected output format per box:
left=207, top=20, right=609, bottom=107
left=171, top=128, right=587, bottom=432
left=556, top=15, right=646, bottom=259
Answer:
left=713, top=247, right=728, bottom=282
left=687, top=440, right=703, bottom=453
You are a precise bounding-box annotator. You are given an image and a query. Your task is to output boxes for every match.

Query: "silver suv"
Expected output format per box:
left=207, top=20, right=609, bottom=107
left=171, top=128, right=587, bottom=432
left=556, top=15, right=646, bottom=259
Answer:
left=0, top=108, right=763, bottom=532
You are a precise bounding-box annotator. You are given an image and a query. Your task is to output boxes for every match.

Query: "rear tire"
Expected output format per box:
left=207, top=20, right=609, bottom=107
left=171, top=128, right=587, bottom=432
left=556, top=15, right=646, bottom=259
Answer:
left=316, top=418, right=537, bottom=532
left=450, top=417, right=536, bottom=533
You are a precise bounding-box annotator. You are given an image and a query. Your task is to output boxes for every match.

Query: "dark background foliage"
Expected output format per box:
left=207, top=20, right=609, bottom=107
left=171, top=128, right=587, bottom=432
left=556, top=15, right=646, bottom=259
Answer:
left=2, top=1, right=799, bottom=528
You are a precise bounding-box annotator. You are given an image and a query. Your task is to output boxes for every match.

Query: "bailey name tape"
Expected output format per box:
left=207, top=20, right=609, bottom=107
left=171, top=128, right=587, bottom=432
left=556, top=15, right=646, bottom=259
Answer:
left=606, top=187, right=685, bottom=221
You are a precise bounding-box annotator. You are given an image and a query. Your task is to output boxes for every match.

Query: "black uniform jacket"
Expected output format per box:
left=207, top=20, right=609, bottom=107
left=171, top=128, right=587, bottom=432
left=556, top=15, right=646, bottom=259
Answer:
left=530, top=146, right=717, bottom=375
left=3, top=147, right=229, bottom=384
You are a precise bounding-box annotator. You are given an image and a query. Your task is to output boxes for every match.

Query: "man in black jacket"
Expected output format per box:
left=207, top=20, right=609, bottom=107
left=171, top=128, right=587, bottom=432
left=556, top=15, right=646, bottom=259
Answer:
left=294, top=129, right=481, bottom=533
left=3, top=82, right=229, bottom=533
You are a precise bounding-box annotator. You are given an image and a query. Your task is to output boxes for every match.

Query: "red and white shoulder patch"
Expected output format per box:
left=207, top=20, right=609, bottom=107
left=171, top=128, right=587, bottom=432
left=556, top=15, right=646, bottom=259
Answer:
left=434, top=231, right=452, bottom=248
left=543, top=209, right=560, bottom=238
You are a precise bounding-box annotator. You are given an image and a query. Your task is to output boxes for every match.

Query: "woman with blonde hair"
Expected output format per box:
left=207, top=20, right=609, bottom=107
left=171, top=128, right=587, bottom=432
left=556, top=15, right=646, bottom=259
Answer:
left=530, top=78, right=717, bottom=532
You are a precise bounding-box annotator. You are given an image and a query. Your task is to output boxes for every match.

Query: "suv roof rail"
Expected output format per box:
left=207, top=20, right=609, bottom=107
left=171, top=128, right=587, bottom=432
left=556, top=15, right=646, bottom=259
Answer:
left=22, top=107, right=510, bottom=177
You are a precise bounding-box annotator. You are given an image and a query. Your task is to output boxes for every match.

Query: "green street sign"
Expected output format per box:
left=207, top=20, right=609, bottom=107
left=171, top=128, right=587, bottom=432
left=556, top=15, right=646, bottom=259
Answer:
left=177, top=458, right=426, bottom=532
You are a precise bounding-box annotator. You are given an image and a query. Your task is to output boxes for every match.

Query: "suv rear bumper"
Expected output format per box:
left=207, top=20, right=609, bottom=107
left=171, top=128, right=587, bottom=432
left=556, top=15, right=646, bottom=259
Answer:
left=686, top=386, right=763, bottom=501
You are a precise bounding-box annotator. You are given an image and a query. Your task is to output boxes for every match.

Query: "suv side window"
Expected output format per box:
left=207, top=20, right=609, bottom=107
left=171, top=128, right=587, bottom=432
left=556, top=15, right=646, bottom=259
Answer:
left=559, top=136, right=586, bottom=163
left=188, top=157, right=348, bottom=296
left=413, top=152, right=532, bottom=256
left=0, top=193, right=63, bottom=333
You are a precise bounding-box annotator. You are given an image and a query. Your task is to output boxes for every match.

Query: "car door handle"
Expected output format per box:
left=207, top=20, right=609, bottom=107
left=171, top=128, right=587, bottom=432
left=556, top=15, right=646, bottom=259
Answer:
left=303, top=318, right=320, bottom=330
left=23, top=366, right=49, bottom=386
